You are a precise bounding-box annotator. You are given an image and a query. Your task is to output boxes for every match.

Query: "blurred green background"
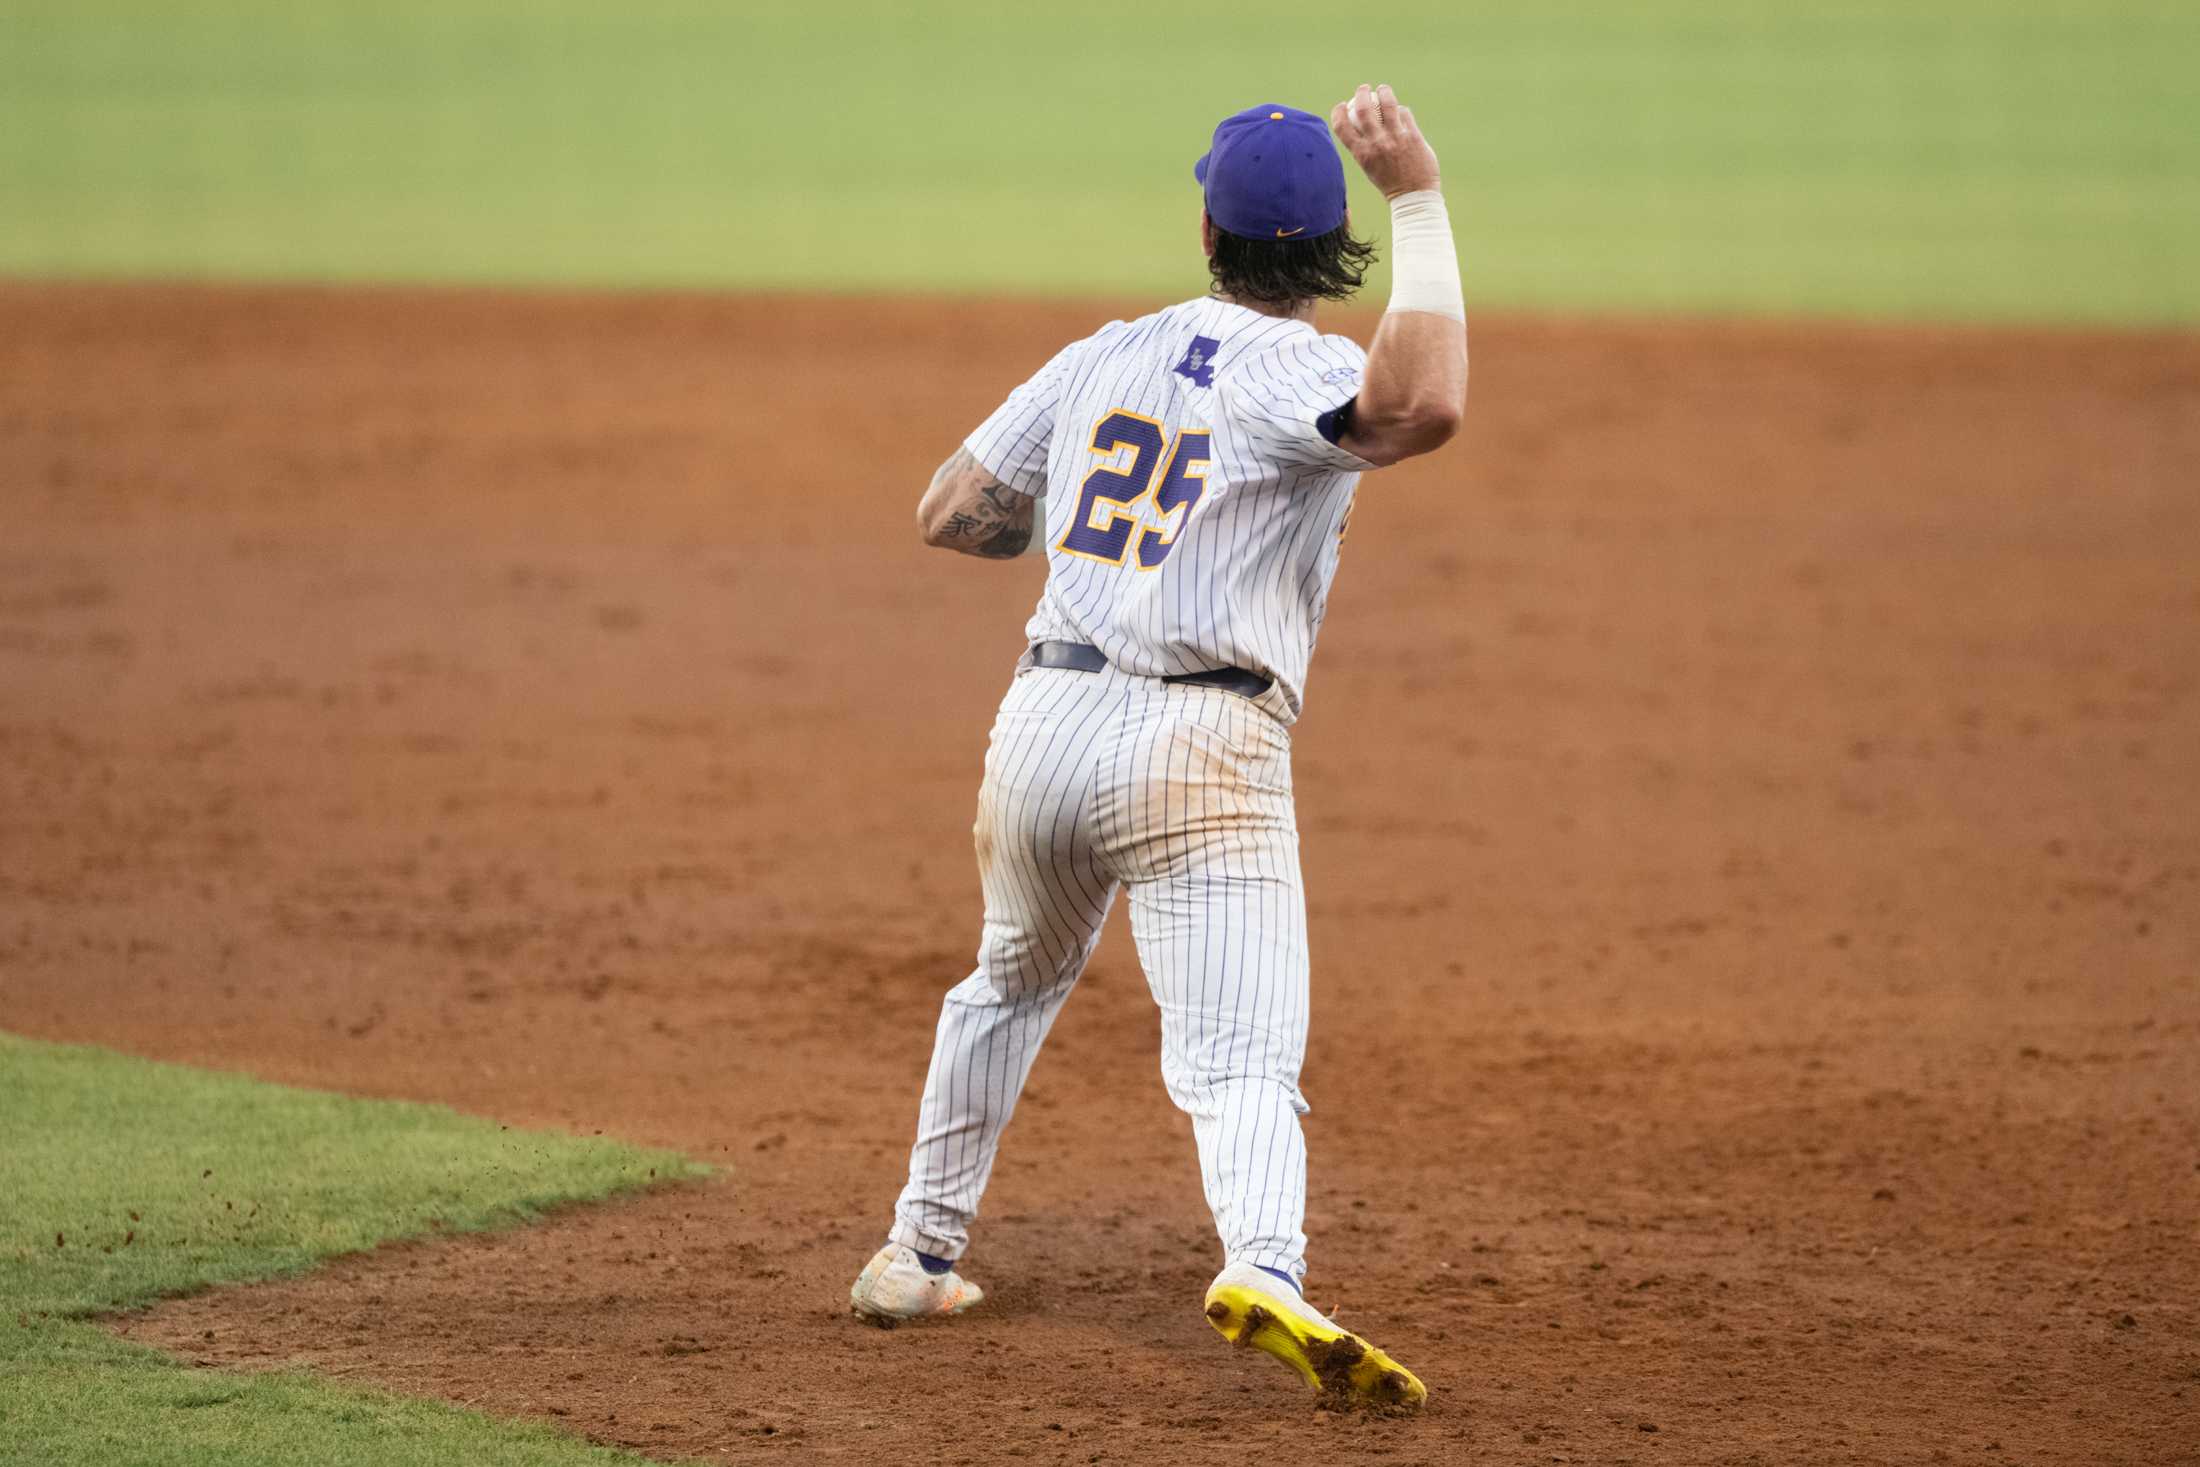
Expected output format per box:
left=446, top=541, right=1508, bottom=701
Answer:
left=5, top=0, right=2196, bottom=323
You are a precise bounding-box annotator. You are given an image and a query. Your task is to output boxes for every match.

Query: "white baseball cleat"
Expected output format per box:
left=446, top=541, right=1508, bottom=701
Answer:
left=848, top=1243, right=985, bottom=1326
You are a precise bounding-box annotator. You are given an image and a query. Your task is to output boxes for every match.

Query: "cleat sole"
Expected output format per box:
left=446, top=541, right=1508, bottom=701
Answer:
left=1202, top=1281, right=1428, bottom=1412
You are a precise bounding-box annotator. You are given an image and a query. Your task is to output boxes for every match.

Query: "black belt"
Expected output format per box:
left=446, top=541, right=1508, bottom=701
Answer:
left=1029, top=641, right=1273, bottom=700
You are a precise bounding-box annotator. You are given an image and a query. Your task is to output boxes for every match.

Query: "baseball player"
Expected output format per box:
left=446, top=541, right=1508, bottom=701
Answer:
left=850, top=85, right=1466, bottom=1411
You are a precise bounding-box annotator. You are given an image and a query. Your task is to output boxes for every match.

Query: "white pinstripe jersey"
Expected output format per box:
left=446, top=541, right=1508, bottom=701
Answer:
left=964, top=297, right=1373, bottom=723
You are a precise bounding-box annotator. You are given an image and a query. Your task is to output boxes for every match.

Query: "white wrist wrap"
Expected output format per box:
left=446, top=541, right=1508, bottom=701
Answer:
left=1386, top=189, right=1464, bottom=322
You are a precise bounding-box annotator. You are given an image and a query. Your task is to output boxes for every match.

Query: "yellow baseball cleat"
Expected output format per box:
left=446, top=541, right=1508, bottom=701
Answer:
left=1203, top=1262, right=1428, bottom=1412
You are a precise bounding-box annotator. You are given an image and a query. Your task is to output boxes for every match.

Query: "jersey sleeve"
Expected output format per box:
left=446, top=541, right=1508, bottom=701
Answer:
left=962, top=339, right=1082, bottom=498
left=1212, top=332, right=1376, bottom=474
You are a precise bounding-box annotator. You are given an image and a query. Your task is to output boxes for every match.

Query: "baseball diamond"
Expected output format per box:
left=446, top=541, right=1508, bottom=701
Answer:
left=6, top=5, right=2198, bottom=1464
left=8, top=270, right=2196, bottom=1467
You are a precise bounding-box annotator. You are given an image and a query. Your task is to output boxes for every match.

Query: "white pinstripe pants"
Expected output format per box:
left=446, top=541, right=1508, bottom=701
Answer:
left=891, top=663, right=1313, bottom=1286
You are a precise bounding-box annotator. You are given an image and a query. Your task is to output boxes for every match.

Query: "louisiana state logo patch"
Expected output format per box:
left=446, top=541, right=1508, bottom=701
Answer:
left=1172, top=335, right=1220, bottom=389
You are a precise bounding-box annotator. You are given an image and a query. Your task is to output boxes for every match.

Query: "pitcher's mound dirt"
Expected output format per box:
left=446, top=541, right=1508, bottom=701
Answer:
left=3, top=284, right=2197, bottom=1464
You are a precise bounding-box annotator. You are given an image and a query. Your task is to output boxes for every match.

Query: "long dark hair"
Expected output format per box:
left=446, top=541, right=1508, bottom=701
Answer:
left=1207, top=220, right=1378, bottom=307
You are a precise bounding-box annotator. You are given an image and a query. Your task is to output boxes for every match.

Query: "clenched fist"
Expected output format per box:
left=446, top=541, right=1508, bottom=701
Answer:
left=1330, top=83, right=1441, bottom=199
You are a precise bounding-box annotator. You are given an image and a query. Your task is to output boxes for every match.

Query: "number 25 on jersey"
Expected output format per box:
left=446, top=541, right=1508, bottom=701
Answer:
left=1057, top=410, right=1210, bottom=570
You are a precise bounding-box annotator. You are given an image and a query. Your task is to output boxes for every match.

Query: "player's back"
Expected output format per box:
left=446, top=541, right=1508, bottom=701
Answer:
left=966, top=297, right=1376, bottom=721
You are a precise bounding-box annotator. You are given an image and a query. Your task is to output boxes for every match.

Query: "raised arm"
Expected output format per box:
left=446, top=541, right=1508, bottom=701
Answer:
left=1328, top=84, right=1468, bottom=468
left=916, top=446, right=1036, bottom=559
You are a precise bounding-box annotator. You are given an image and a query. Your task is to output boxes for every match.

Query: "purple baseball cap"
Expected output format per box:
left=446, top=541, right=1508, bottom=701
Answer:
left=1193, top=103, right=1348, bottom=241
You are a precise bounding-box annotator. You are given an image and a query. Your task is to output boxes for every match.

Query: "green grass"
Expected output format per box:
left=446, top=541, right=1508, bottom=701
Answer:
left=2, top=0, right=2195, bottom=324
left=3, top=1327, right=663, bottom=1466
left=0, top=1033, right=704, bottom=1465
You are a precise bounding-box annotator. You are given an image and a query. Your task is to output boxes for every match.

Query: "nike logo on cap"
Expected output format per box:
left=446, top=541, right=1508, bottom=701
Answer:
left=1275, top=226, right=1306, bottom=238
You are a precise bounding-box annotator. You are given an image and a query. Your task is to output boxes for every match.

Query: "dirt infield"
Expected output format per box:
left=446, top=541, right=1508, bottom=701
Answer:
left=3, top=283, right=2197, bottom=1465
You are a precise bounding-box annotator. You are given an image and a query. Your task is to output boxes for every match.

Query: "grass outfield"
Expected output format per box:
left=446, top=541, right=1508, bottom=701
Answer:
left=0, top=1033, right=703, bottom=1465
left=4, top=0, right=2196, bottom=324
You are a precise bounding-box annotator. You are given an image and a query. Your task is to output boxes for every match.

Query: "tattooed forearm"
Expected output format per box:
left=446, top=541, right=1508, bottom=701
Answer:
left=918, top=447, right=1036, bottom=559
left=959, top=480, right=1032, bottom=556
left=970, top=517, right=1032, bottom=558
